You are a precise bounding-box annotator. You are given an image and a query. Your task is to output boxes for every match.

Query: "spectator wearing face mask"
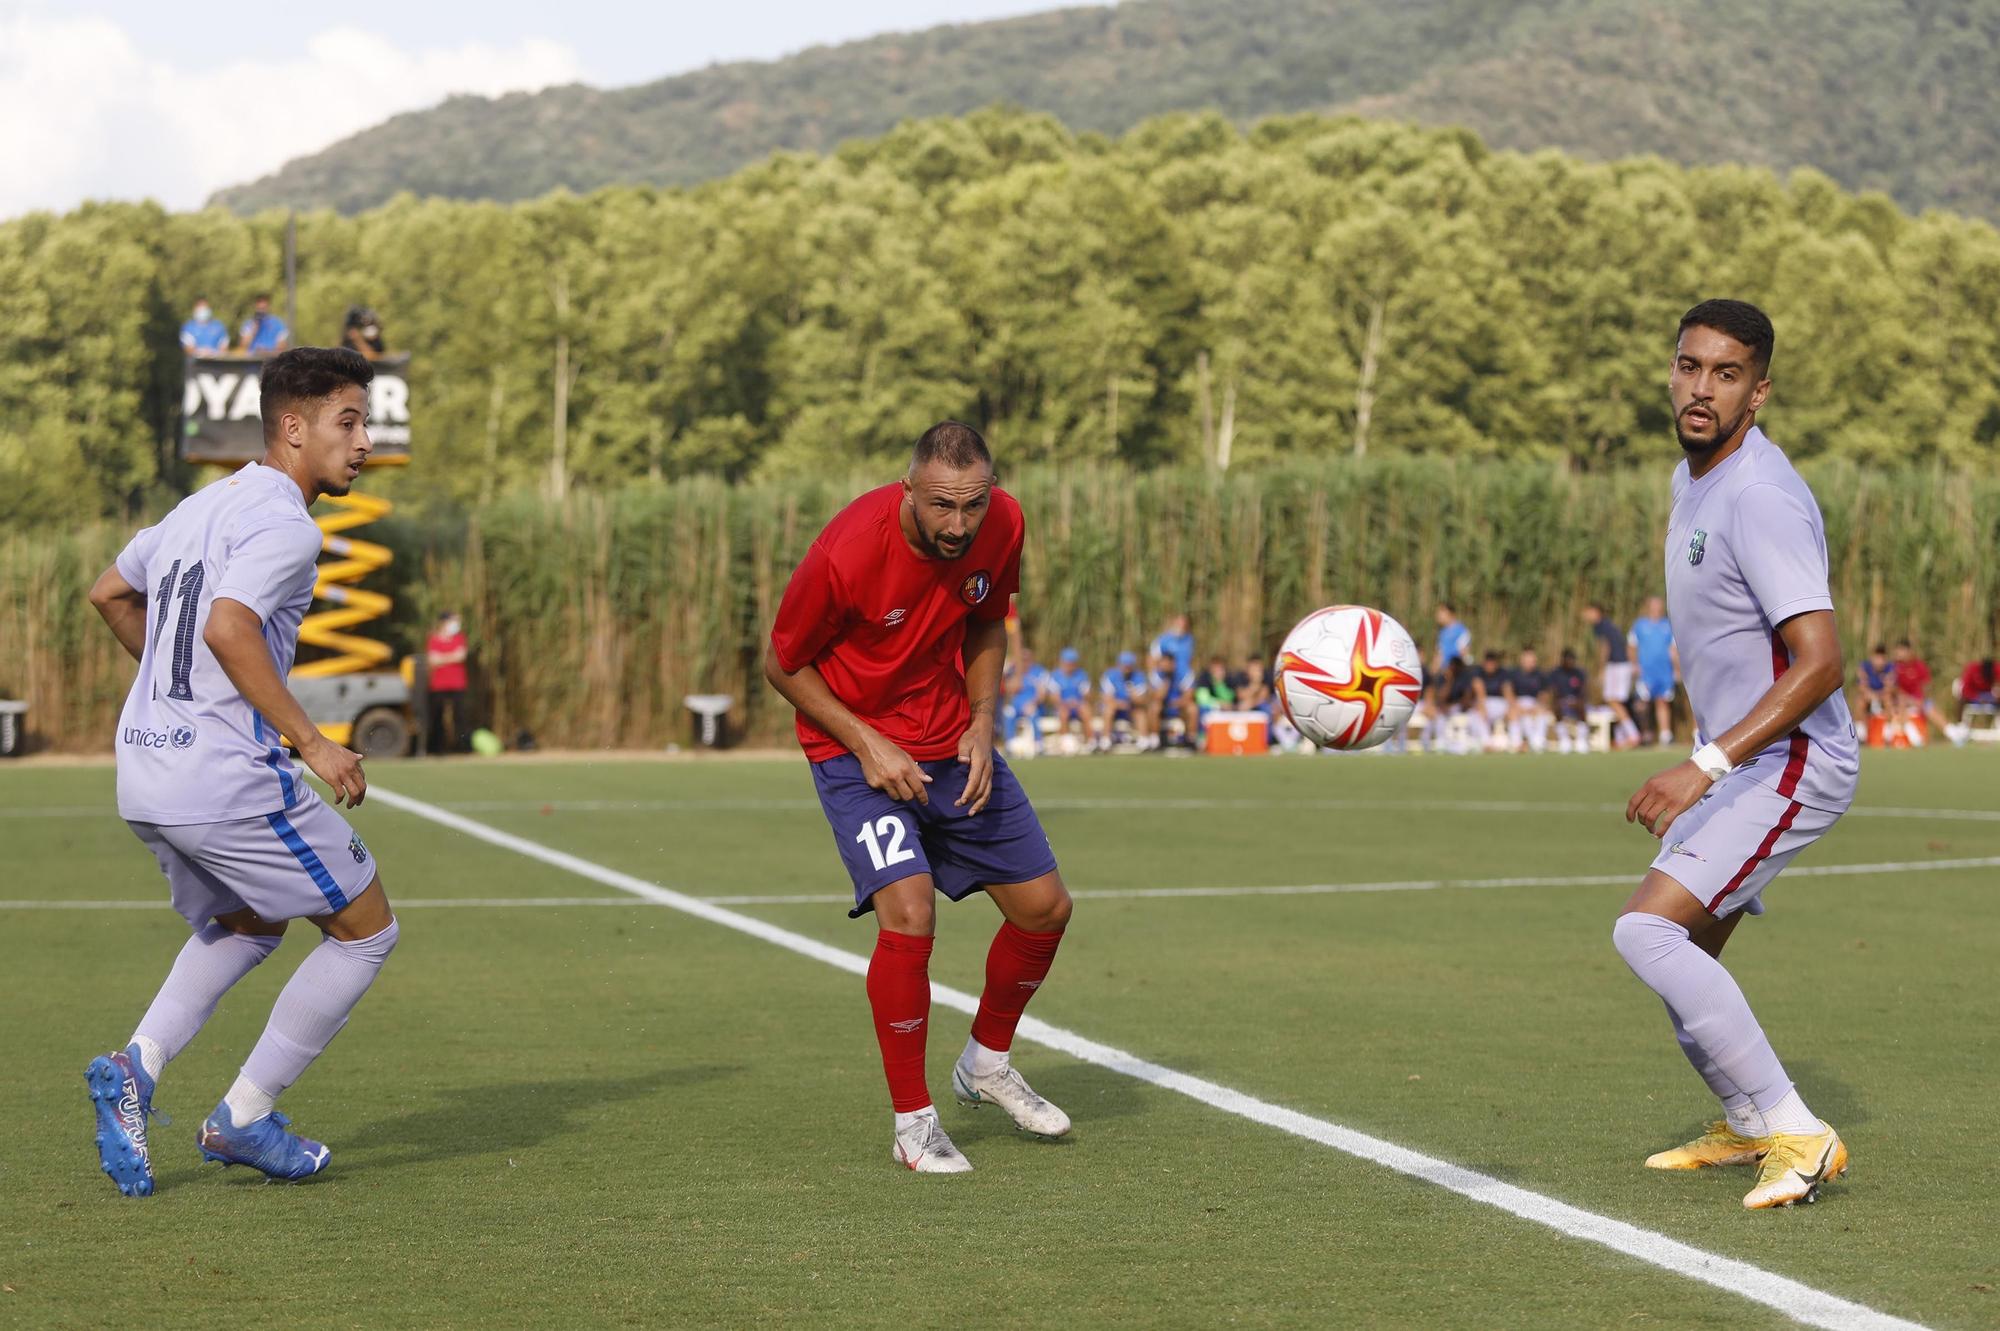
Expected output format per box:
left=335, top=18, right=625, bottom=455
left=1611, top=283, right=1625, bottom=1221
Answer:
left=239, top=293, right=290, bottom=356
left=425, top=611, right=469, bottom=754
left=179, top=297, right=228, bottom=355
left=343, top=306, right=386, bottom=360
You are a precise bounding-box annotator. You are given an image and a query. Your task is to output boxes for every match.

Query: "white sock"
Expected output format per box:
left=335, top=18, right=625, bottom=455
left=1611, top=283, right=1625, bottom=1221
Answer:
left=962, top=1036, right=1008, bottom=1078
left=129, top=923, right=281, bottom=1084
left=1725, top=1099, right=1768, bottom=1138
left=131, top=1035, right=169, bottom=1083
left=237, top=920, right=399, bottom=1117
left=894, top=1106, right=937, bottom=1134
left=1613, top=913, right=1796, bottom=1113
left=222, top=1074, right=277, bottom=1126
left=1758, top=1086, right=1821, bottom=1136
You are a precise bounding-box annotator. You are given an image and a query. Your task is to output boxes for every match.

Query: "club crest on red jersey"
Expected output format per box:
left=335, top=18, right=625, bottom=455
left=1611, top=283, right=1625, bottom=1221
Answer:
left=960, top=571, right=992, bottom=606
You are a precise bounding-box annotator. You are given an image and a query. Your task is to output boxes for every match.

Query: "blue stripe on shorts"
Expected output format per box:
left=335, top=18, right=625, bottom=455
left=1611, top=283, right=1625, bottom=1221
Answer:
left=253, top=712, right=297, bottom=808
left=266, top=810, right=348, bottom=912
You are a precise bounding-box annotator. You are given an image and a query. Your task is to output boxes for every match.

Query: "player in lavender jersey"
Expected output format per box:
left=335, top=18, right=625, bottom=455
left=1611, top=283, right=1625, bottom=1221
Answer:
left=1610, top=301, right=1858, bottom=1211
left=81, top=347, right=399, bottom=1196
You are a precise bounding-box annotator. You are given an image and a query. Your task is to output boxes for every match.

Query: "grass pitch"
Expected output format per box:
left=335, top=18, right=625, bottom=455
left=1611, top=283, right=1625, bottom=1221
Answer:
left=2, top=748, right=1996, bottom=1328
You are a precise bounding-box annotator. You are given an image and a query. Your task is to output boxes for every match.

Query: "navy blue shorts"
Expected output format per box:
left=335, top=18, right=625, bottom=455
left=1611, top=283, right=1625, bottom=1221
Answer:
left=810, top=751, right=1059, bottom=918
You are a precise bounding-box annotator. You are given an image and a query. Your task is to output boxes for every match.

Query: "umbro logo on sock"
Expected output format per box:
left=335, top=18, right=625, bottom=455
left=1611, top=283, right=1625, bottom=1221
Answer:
left=889, top=1018, right=925, bottom=1033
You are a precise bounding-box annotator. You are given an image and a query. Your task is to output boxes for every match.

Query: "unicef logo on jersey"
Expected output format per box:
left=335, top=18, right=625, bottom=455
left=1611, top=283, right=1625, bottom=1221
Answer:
left=121, top=724, right=194, bottom=752
left=959, top=570, right=992, bottom=606
left=1688, top=529, right=1708, bottom=566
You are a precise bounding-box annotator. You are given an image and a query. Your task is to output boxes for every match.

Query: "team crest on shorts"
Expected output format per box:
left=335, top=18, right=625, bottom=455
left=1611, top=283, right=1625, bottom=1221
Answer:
left=959, top=570, right=992, bottom=606
left=1688, top=529, right=1707, bottom=566
left=348, top=833, right=368, bottom=865
left=169, top=724, right=197, bottom=750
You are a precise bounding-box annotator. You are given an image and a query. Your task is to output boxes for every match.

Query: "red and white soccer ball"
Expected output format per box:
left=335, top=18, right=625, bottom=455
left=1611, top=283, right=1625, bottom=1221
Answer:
left=1274, top=605, right=1425, bottom=751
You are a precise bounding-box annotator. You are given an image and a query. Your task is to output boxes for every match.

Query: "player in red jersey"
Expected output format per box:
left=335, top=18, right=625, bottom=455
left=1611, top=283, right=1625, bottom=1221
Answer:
left=765, top=422, right=1072, bottom=1174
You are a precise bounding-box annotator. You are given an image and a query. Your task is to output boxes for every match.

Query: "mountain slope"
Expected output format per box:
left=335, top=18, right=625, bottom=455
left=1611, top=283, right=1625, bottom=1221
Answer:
left=210, top=0, right=2000, bottom=220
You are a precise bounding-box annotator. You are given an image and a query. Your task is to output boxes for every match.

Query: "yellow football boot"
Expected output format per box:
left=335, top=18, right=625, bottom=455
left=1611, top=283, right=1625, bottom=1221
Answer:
left=1644, top=1121, right=1771, bottom=1170
left=1742, top=1124, right=1848, bottom=1209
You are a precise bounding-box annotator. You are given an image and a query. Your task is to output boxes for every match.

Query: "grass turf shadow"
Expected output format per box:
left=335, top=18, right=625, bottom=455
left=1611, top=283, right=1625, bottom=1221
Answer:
left=325, top=1064, right=744, bottom=1177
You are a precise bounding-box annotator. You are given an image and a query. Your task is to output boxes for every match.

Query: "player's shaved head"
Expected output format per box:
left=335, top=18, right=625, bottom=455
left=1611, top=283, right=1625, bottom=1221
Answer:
left=912, top=420, right=991, bottom=472
left=901, top=421, right=994, bottom=561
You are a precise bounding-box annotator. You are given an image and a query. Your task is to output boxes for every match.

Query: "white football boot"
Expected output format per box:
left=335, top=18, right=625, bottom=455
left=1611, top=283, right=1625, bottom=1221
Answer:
left=891, top=1109, right=973, bottom=1174
left=952, top=1055, right=1072, bottom=1137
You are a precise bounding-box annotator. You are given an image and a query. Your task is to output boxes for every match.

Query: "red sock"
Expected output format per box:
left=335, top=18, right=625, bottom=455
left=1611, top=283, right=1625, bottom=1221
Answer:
left=867, top=930, right=934, bottom=1112
left=970, top=921, right=1065, bottom=1053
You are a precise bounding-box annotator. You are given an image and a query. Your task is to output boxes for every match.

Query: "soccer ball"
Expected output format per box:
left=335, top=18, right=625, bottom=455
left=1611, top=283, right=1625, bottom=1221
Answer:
left=1274, top=605, right=1425, bottom=751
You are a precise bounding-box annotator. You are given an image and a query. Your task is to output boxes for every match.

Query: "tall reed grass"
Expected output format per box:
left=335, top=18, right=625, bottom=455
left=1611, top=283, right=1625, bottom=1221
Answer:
left=6, top=461, right=1993, bottom=751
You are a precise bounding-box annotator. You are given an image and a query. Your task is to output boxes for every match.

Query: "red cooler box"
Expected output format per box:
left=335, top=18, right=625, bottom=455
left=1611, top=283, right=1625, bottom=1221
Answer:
left=1203, top=711, right=1270, bottom=756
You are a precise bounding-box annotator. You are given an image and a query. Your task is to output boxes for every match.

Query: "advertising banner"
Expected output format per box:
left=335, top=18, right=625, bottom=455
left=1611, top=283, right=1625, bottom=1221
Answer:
left=180, top=354, right=410, bottom=464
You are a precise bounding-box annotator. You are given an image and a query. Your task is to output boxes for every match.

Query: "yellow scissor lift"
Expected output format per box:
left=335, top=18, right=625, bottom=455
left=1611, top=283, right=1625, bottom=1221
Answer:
left=289, top=488, right=416, bottom=756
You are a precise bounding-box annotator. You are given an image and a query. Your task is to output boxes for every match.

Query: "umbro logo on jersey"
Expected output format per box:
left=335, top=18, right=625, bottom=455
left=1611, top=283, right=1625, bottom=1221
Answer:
left=882, top=608, right=908, bottom=627
left=1688, top=529, right=1708, bottom=566
left=889, top=1017, right=925, bottom=1034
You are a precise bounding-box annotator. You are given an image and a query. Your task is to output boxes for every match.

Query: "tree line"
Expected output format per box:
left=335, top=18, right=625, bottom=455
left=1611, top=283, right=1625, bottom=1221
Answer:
left=5, top=107, right=1999, bottom=526
left=213, top=0, right=2000, bottom=225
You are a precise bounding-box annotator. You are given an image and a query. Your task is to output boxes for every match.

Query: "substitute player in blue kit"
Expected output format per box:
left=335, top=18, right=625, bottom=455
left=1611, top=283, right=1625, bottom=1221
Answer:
left=1615, top=301, right=1859, bottom=1210
left=82, top=347, right=398, bottom=1195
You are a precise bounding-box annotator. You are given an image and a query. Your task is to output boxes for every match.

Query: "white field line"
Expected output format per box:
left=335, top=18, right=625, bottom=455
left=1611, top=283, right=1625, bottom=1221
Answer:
left=358, top=783, right=1923, bottom=1331
left=11, top=853, right=1997, bottom=913
left=700, top=855, right=2000, bottom=906
left=5, top=796, right=1998, bottom=823
left=0, top=896, right=648, bottom=911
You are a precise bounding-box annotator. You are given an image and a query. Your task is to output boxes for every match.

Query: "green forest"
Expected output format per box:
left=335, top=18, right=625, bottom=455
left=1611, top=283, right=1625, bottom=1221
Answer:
left=6, top=108, right=2000, bottom=527
left=211, top=0, right=2000, bottom=222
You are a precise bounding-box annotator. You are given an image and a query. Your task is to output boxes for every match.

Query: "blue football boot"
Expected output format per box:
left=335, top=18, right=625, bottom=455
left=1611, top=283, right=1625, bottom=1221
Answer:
left=85, top=1044, right=168, bottom=1197
left=198, top=1102, right=331, bottom=1181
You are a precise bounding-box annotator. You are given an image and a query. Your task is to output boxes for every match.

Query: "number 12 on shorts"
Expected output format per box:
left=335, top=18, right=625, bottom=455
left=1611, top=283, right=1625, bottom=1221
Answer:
left=856, top=815, right=915, bottom=872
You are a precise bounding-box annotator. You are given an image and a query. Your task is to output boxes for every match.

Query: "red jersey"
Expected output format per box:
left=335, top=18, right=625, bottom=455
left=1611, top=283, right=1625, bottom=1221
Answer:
left=1894, top=657, right=1931, bottom=699
left=426, top=631, right=467, bottom=692
left=770, top=483, right=1022, bottom=763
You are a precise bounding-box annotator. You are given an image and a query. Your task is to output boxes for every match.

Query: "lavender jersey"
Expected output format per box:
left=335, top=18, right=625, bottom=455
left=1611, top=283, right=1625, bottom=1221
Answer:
left=1663, top=427, right=1858, bottom=812
left=113, top=463, right=324, bottom=824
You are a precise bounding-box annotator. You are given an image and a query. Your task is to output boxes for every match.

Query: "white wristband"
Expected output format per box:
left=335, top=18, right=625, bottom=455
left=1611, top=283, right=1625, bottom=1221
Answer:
left=1691, top=742, right=1732, bottom=780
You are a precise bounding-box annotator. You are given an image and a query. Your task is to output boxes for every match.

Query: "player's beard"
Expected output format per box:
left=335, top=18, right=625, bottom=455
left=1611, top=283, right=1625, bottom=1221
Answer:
left=322, top=455, right=366, bottom=498
left=914, top=516, right=973, bottom=561
left=1675, top=400, right=1748, bottom=458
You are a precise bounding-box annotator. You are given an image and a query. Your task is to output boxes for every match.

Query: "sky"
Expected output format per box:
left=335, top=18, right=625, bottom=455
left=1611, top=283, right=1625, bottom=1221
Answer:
left=0, top=0, right=1108, bottom=220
